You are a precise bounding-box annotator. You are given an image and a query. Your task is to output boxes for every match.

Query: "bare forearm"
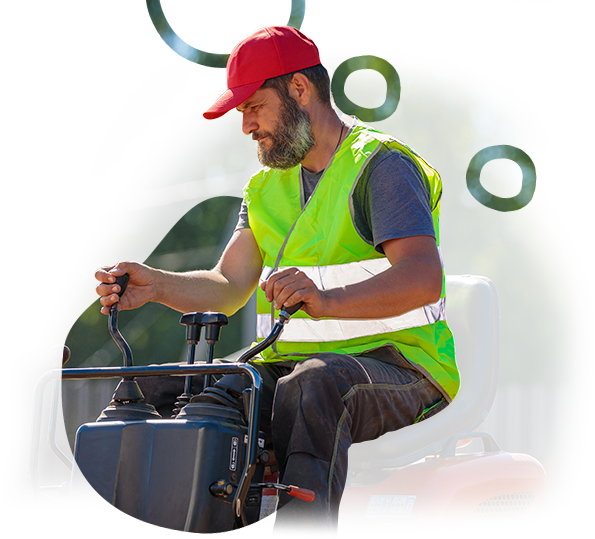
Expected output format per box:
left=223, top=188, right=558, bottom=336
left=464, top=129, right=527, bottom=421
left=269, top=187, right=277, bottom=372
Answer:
left=97, top=230, right=263, bottom=317
left=153, top=268, right=255, bottom=316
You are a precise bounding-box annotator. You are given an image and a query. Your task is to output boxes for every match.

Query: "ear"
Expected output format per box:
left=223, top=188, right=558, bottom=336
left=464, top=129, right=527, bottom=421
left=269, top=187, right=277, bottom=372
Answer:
left=288, top=73, right=311, bottom=106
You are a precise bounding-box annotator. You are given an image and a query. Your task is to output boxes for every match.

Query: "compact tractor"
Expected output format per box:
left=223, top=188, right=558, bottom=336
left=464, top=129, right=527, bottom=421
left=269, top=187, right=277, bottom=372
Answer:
left=27, top=275, right=549, bottom=539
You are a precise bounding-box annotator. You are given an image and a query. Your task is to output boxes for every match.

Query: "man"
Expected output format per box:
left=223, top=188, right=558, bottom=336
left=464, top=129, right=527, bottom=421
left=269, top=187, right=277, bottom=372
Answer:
left=95, top=26, right=458, bottom=529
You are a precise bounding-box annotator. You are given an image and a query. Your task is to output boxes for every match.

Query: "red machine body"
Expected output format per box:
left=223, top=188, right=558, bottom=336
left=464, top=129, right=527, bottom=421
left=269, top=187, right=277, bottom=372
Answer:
left=339, top=451, right=549, bottom=539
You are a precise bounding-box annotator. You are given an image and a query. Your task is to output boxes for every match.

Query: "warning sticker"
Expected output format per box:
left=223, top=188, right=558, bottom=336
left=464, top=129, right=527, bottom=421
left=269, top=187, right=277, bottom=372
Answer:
left=378, top=522, right=409, bottom=533
left=364, top=495, right=416, bottom=518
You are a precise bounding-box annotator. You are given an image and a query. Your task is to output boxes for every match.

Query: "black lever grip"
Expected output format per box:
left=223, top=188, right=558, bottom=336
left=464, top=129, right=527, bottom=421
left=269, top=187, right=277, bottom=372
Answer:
left=282, top=301, right=304, bottom=316
left=114, top=274, right=129, bottom=298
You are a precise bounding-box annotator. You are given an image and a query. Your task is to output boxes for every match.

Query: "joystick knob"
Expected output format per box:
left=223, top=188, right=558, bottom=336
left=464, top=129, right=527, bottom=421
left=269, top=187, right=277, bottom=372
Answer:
left=50, top=344, right=70, bottom=369
left=180, top=311, right=204, bottom=345
left=201, top=312, right=229, bottom=344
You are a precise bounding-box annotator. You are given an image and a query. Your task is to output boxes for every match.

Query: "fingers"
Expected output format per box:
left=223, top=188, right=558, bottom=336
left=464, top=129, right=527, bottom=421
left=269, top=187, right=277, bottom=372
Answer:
left=96, top=264, right=122, bottom=299
left=261, top=268, right=314, bottom=310
left=95, top=266, right=116, bottom=284
left=95, top=261, right=136, bottom=314
left=261, top=267, right=293, bottom=307
left=97, top=279, right=123, bottom=315
left=100, top=298, right=119, bottom=316
left=95, top=262, right=132, bottom=283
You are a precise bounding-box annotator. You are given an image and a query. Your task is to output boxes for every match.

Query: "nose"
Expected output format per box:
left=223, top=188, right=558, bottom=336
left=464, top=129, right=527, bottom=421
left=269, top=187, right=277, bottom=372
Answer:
left=242, top=113, right=258, bottom=136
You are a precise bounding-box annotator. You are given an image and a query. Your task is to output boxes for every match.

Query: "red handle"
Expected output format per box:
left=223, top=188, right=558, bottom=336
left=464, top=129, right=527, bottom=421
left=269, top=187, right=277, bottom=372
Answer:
left=41, top=492, right=54, bottom=507
left=287, top=486, right=316, bottom=502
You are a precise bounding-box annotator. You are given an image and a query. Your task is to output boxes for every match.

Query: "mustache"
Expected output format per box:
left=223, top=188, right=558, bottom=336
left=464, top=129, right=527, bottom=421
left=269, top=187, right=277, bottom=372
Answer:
left=252, top=130, right=272, bottom=142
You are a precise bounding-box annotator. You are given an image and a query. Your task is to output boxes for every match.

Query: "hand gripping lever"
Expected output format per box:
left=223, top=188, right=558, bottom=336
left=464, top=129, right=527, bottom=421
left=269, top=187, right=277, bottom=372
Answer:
left=89, top=274, right=161, bottom=420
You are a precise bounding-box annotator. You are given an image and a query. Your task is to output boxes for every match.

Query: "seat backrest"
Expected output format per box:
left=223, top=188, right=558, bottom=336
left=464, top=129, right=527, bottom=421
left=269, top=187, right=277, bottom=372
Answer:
left=348, top=274, right=500, bottom=469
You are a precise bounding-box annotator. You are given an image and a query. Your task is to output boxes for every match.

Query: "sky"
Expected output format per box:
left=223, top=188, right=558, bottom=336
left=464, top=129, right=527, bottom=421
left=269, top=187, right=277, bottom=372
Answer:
left=189, top=0, right=595, bottom=138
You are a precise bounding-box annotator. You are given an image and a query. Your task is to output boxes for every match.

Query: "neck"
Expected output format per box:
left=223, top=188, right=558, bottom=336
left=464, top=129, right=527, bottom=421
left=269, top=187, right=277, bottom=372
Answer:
left=300, top=110, right=345, bottom=173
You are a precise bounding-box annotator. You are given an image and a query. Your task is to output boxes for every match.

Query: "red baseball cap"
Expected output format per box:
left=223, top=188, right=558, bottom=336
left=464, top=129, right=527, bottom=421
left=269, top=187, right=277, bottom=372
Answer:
left=203, top=26, right=321, bottom=120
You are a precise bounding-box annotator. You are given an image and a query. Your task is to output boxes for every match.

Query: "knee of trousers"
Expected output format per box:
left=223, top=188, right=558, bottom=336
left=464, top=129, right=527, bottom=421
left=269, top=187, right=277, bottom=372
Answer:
left=271, top=355, right=363, bottom=463
left=273, top=355, right=361, bottom=415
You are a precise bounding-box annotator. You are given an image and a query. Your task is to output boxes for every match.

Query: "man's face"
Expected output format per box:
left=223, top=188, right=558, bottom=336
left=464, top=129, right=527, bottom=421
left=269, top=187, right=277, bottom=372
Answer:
left=238, top=87, right=315, bottom=170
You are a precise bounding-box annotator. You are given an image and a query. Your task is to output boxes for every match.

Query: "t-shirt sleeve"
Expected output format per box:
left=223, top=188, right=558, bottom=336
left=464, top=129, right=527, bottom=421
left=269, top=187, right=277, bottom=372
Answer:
left=235, top=199, right=250, bottom=230
left=352, top=147, right=436, bottom=254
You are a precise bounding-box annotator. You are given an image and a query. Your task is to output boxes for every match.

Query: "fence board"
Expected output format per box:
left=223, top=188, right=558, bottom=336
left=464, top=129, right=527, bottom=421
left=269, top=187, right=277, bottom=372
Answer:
left=527, top=385, right=547, bottom=455
left=550, top=385, right=572, bottom=539
left=503, top=384, right=523, bottom=453
left=576, top=387, right=595, bottom=538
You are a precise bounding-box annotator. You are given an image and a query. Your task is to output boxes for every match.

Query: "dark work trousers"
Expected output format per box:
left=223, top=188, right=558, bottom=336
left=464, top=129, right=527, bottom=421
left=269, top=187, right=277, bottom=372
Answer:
left=135, top=346, right=447, bottom=531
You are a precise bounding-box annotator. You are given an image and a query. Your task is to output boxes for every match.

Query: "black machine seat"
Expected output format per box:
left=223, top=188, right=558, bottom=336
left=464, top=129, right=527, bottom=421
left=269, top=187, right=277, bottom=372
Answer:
left=347, top=275, right=500, bottom=470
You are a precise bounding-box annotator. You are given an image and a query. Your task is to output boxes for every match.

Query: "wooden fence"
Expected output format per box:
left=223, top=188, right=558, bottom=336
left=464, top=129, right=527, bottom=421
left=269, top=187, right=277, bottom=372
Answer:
left=0, top=379, right=595, bottom=539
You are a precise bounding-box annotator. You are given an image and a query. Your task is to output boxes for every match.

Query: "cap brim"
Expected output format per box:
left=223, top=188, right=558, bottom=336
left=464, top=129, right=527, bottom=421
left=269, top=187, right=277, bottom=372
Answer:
left=203, top=80, right=265, bottom=120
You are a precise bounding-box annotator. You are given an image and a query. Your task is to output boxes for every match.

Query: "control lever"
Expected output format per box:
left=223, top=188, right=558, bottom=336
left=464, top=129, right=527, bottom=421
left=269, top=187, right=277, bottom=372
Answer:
left=107, top=274, right=144, bottom=403
left=172, top=312, right=204, bottom=416
left=236, top=302, right=304, bottom=364
left=109, top=274, right=131, bottom=366
left=253, top=482, right=315, bottom=502
left=210, top=479, right=315, bottom=503
left=234, top=301, right=304, bottom=423
left=279, top=301, right=304, bottom=319
left=201, top=312, right=228, bottom=390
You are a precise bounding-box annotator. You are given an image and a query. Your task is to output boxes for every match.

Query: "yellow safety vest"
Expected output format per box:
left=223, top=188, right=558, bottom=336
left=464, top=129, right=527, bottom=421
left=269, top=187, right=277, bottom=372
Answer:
left=244, top=119, right=459, bottom=401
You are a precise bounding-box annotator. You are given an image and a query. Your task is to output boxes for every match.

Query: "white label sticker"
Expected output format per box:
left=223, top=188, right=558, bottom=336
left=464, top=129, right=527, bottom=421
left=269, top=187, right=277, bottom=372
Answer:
left=244, top=434, right=265, bottom=448
left=258, top=494, right=279, bottom=530
left=229, top=437, right=239, bottom=471
left=364, top=495, right=416, bottom=518
left=378, top=522, right=409, bottom=533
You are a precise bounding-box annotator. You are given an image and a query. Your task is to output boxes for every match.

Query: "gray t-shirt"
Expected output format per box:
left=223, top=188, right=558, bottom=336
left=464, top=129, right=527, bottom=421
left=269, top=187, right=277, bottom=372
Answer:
left=236, top=144, right=436, bottom=254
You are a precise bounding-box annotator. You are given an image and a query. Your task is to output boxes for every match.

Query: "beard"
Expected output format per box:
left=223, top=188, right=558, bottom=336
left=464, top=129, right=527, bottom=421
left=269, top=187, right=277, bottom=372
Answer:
left=254, top=94, right=315, bottom=170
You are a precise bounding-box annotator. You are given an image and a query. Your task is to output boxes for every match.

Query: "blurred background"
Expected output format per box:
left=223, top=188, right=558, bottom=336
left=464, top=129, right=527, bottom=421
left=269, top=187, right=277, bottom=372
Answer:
left=0, top=0, right=595, bottom=539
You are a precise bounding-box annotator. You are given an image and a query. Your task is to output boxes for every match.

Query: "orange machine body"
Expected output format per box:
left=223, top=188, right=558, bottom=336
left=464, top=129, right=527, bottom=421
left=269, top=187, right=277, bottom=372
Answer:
left=339, top=451, right=549, bottom=539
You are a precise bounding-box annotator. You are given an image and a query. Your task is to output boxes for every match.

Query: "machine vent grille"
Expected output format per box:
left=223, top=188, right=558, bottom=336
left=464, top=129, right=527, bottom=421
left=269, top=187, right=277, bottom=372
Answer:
left=465, top=492, right=541, bottom=539
left=519, top=502, right=550, bottom=539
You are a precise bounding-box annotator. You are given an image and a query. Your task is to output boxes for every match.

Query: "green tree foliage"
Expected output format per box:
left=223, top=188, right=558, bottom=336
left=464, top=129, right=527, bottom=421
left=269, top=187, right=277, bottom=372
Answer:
left=0, top=0, right=595, bottom=384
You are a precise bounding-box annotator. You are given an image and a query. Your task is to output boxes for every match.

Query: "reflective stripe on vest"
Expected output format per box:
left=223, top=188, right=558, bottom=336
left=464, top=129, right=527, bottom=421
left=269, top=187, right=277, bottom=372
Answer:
left=256, top=260, right=446, bottom=341
left=244, top=118, right=459, bottom=401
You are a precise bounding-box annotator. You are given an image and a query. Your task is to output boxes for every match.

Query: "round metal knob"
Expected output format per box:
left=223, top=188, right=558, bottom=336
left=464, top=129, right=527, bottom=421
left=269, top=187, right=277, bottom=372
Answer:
left=50, top=344, right=70, bottom=369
